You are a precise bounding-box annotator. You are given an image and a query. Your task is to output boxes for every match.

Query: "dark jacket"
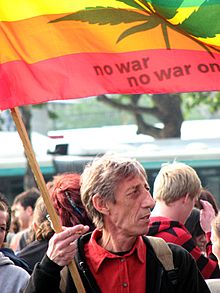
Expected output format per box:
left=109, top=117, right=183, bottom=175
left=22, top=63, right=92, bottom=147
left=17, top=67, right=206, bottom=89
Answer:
left=17, top=239, right=48, bottom=271
left=24, top=232, right=210, bottom=293
left=0, top=248, right=32, bottom=274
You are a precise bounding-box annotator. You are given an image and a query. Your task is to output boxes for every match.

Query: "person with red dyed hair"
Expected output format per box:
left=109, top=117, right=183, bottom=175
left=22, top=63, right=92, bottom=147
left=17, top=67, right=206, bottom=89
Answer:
left=17, top=172, right=94, bottom=274
left=48, top=172, right=94, bottom=230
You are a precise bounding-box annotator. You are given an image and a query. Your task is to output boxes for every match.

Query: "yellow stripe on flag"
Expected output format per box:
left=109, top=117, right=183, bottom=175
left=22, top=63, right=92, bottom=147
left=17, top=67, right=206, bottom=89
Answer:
left=0, top=0, right=129, bottom=21
left=169, top=7, right=202, bottom=25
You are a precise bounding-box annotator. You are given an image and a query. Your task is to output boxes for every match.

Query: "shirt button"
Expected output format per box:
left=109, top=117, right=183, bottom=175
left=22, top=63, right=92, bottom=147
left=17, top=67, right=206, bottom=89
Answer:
left=120, top=258, right=125, bottom=262
left=122, top=283, right=128, bottom=287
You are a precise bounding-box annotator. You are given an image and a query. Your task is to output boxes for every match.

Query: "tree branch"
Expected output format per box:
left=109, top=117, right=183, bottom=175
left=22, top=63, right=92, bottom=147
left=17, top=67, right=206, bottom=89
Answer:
left=97, top=94, right=159, bottom=116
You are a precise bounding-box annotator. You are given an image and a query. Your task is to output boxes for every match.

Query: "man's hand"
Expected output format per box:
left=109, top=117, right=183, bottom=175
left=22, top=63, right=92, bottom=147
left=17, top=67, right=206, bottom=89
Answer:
left=46, top=224, right=90, bottom=266
left=200, top=200, right=216, bottom=233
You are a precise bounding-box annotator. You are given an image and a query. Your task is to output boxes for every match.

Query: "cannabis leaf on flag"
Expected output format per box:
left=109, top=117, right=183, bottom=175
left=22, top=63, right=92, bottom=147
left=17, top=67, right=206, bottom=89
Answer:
left=51, top=0, right=220, bottom=57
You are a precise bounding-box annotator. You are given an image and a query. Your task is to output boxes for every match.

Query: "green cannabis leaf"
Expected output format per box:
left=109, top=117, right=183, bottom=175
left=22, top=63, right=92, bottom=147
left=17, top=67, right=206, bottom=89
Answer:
left=179, top=0, right=220, bottom=38
left=50, top=0, right=220, bottom=57
left=50, top=7, right=148, bottom=25
left=117, top=15, right=160, bottom=42
left=150, top=0, right=185, bottom=19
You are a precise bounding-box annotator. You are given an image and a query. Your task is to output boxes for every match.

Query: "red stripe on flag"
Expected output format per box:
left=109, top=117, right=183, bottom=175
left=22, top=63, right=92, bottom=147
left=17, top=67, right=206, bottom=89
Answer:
left=1, top=49, right=220, bottom=110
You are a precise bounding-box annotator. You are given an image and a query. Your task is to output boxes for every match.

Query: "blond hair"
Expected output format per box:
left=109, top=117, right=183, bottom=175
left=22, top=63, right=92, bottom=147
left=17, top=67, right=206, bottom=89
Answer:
left=153, top=162, right=201, bottom=204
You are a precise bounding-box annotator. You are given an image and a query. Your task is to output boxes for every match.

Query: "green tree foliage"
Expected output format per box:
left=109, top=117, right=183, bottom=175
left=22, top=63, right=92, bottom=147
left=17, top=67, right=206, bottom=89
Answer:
left=45, top=91, right=220, bottom=139
left=182, top=91, right=220, bottom=113
left=97, top=93, right=184, bottom=138
left=1, top=92, right=220, bottom=139
left=97, top=92, right=220, bottom=138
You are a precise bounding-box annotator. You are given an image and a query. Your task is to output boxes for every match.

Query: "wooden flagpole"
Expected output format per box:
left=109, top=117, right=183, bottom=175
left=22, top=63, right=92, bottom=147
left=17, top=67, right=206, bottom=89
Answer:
left=10, top=107, right=85, bottom=293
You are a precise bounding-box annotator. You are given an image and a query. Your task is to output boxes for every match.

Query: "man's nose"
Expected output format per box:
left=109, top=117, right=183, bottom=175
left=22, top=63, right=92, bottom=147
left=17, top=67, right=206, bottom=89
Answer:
left=143, top=191, right=155, bottom=209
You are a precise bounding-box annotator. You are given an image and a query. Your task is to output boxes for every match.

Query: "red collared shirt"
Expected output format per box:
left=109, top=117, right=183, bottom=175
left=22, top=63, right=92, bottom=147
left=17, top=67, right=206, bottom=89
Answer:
left=84, top=229, right=147, bottom=293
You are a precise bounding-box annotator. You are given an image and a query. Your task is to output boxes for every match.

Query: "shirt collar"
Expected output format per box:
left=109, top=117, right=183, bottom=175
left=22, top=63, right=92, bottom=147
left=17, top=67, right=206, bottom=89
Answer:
left=86, top=229, right=146, bottom=273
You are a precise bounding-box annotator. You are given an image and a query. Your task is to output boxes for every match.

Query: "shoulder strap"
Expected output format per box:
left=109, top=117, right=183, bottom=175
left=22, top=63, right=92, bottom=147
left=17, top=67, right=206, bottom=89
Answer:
left=60, top=265, right=69, bottom=293
left=144, top=235, right=179, bottom=288
left=146, top=236, right=174, bottom=271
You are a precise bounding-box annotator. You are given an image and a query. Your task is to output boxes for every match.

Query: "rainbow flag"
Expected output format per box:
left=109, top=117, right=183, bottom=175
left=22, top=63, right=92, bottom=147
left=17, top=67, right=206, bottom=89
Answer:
left=0, top=0, right=220, bottom=110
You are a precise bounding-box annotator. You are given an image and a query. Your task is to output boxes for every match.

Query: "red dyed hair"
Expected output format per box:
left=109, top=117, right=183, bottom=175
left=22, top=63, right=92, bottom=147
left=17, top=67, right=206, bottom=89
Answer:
left=47, top=173, right=94, bottom=230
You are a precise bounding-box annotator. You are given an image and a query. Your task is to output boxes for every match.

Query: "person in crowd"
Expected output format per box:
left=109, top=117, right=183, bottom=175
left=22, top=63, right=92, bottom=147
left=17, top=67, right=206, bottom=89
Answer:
left=0, top=192, right=30, bottom=292
left=185, top=208, right=207, bottom=255
left=196, top=188, right=219, bottom=216
left=24, top=153, right=210, bottom=293
left=10, top=187, right=40, bottom=252
left=186, top=188, right=219, bottom=257
left=0, top=193, right=11, bottom=246
left=211, top=213, right=220, bottom=266
left=205, top=213, right=220, bottom=292
left=0, top=192, right=32, bottom=273
left=13, top=187, right=41, bottom=231
left=47, top=172, right=94, bottom=230
left=185, top=188, right=219, bottom=257
left=17, top=196, right=54, bottom=271
left=148, top=162, right=220, bottom=279
left=18, top=172, right=94, bottom=271
left=6, top=205, right=20, bottom=245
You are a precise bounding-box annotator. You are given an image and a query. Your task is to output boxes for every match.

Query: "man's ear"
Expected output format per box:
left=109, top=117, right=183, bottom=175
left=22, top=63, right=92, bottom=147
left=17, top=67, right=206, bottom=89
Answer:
left=92, top=194, right=109, bottom=215
left=25, top=206, right=34, bottom=217
left=182, top=193, right=190, bottom=204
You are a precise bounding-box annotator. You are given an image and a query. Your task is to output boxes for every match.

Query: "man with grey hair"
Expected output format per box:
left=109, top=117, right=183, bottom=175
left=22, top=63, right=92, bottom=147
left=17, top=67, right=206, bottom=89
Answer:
left=24, top=154, right=210, bottom=292
left=148, top=161, right=220, bottom=279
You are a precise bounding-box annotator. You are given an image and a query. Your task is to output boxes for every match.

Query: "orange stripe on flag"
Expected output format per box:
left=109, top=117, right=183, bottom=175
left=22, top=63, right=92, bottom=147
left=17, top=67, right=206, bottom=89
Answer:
left=2, top=14, right=217, bottom=64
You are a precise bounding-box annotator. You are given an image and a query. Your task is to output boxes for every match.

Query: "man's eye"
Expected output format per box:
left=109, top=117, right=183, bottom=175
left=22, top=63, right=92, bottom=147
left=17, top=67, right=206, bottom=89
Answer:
left=130, top=190, right=137, bottom=195
left=127, top=189, right=139, bottom=196
left=0, top=227, right=6, bottom=232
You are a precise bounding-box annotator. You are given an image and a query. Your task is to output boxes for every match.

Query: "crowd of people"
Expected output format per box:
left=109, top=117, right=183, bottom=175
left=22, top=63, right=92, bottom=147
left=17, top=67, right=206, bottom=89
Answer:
left=1, top=153, right=220, bottom=292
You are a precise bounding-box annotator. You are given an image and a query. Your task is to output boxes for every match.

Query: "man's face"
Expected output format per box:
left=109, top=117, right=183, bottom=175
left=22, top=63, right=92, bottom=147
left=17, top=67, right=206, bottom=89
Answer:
left=0, top=210, right=7, bottom=247
left=195, top=234, right=207, bottom=254
left=106, top=174, right=155, bottom=237
left=13, top=202, right=31, bottom=230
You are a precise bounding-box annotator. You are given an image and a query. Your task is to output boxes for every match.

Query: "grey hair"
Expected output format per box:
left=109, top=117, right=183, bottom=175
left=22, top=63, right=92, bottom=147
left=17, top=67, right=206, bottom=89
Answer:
left=80, top=153, right=147, bottom=229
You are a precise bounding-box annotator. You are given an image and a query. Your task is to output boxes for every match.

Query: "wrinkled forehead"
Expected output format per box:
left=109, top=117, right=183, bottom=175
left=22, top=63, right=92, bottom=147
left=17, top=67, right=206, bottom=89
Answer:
left=112, top=160, right=147, bottom=182
left=116, top=172, right=148, bottom=190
